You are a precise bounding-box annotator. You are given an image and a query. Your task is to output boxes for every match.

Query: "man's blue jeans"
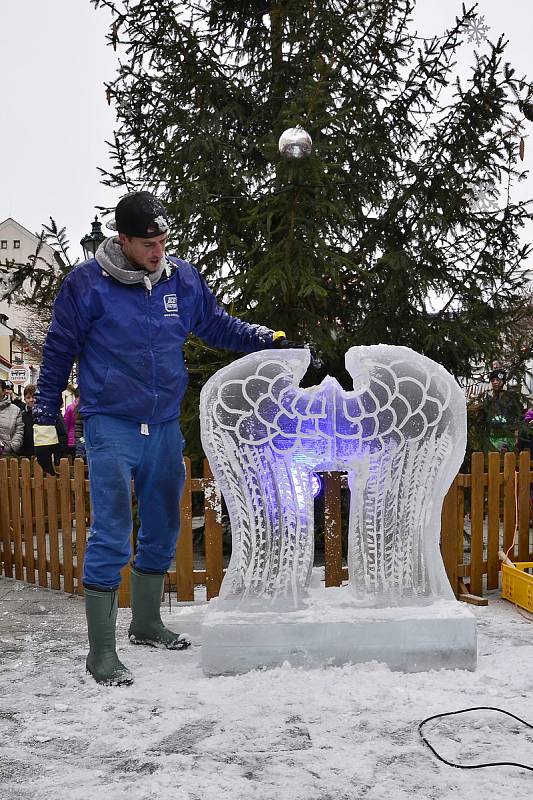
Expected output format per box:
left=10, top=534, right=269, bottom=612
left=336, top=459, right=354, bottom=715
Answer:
left=83, top=414, right=185, bottom=589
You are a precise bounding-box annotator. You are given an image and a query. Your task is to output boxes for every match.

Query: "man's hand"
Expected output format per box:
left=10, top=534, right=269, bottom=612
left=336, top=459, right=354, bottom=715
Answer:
left=272, top=332, right=323, bottom=370
left=33, top=425, right=58, bottom=476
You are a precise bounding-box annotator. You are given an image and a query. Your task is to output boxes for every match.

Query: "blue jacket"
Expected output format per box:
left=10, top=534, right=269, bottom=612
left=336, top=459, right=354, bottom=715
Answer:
left=35, top=257, right=275, bottom=425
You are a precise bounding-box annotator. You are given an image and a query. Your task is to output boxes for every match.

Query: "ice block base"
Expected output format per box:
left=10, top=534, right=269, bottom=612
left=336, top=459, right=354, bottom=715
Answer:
left=201, top=588, right=477, bottom=675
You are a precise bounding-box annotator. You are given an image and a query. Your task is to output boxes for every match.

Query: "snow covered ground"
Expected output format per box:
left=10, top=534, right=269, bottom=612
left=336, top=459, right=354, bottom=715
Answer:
left=0, top=577, right=532, bottom=799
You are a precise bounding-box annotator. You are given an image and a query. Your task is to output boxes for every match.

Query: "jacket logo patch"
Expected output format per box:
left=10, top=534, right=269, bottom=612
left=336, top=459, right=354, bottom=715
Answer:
left=164, top=294, right=178, bottom=312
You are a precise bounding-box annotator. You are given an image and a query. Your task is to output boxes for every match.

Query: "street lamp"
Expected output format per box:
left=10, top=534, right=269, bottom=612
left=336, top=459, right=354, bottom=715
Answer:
left=80, top=215, right=106, bottom=260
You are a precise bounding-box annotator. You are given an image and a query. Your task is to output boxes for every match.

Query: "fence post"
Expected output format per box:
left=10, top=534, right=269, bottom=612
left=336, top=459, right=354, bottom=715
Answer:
left=46, top=471, right=61, bottom=590
left=8, top=459, right=23, bottom=580
left=0, top=458, right=12, bottom=577
left=440, top=477, right=459, bottom=596
left=503, top=451, right=517, bottom=556
left=33, top=460, right=48, bottom=588
left=73, top=458, right=87, bottom=595
left=20, top=458, right=35, bottom=584
left=58, top=459, right=74, bottom=594
left=176, top=456, right=194, bottom=601
left=469, top=452, right=485, bottom=597
left=118, top=561, right=131, bottom=608
left=203, top=459, right=224, bottom=600
left=486, top=452, right=501, bottom=590
left=518, top=450, right=531, bottom=562
left=457, top=476, right=465, bottom=565
left=324, top=472, right=343, bottom=587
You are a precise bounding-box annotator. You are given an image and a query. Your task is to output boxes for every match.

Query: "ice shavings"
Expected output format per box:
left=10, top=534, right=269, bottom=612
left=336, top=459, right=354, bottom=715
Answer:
left=0, top=580, right=531, bottom=800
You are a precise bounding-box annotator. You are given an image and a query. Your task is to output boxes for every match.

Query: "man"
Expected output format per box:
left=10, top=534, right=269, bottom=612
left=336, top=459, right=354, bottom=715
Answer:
left=0, top=379, right=24, bottom=456
left=34, top=191, right=309, bottom=686
left=477, top=367, right=523, bottom=453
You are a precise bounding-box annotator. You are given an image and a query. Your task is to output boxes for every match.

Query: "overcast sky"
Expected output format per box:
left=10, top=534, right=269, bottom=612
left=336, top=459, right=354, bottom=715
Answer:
left=0, top=0, right=120, bottom=258
left=0, top=0, right=531, bottom=263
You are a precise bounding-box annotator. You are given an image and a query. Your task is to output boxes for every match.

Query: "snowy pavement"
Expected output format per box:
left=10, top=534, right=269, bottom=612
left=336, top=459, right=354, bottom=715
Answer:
left=0, top=577, right=532, bottom=799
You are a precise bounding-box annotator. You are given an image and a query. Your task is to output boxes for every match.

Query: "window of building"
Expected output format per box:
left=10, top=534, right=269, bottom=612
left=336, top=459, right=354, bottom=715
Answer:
left=13, top=240, right=20, bottom=249
left=0, top=241, right=7, bottom=249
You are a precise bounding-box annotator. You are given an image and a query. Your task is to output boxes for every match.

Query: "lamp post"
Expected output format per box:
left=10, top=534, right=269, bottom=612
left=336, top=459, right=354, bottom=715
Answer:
left=80, top=215, right=106, bottom=260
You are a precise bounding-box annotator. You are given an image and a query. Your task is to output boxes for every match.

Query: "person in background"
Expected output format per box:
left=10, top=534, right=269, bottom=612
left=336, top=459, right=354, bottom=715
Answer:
left=478, top=367, right=524, bottom=453
left=63, top=387, right=80, bottom=462
left=19, top=384, right=69, bottom=465
left=0, top=379, right=24, bottom=457
left=33, top=190, right=313, bottom=687
left=19, top=384, right=37, bottom=458
left=53, top=410, right=69, bottom=466
left=74, top=401, right=86, bottom=462
left=4, top=379, right=24, bottom=410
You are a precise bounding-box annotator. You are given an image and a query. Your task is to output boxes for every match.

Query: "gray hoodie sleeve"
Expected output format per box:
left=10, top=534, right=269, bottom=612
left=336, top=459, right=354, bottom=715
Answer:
left=11, top=407, right=24, bottom=454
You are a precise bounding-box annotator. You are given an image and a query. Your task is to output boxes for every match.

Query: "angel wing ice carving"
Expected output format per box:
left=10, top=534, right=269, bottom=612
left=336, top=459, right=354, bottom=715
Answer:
left=200, top=345, right=466, bottom=611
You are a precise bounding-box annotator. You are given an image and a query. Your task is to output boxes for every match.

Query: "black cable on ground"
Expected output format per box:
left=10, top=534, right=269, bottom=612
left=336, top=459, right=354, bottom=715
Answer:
left=418, top=706, right=533, bottom=771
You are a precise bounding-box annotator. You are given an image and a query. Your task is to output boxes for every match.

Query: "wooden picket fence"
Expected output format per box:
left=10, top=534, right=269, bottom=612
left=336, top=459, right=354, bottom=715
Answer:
left=1, top=452, right=532, bottom=606
left=0, top=456, right=224, bottom=608
left=440, top=450, right=533, bottom=602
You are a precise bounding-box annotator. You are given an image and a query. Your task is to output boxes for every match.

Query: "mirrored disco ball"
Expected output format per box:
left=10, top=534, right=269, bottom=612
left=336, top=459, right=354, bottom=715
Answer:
left=278, top=126, right=313, bottom=159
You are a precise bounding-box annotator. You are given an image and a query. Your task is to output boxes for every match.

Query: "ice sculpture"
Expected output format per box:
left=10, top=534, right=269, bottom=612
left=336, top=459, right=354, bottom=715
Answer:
left=200, top=346, right=477, bottom=674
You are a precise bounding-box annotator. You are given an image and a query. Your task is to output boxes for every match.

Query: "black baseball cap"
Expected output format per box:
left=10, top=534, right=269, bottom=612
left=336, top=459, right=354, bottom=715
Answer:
left=107, top=191, right=170, bottom=238
left=488, top=369, right=506, bottom=382
left=3, top=379, right=14, bottom=390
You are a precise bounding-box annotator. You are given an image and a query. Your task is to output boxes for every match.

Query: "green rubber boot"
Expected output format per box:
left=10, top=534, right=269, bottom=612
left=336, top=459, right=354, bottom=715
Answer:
left=128, top=568, right=191, bottom=650
left=85, top=588, right=134, bottom=686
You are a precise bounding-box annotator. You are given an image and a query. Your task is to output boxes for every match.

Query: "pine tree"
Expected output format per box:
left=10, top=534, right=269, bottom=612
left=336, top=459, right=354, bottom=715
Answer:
left=7, top=1, right=533, bottom=457
left=91, top=1, right=532, bottom=379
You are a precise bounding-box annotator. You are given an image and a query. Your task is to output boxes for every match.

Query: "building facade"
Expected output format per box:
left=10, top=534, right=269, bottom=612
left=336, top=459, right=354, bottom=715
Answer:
left=0, top=217, right=55, bottom=390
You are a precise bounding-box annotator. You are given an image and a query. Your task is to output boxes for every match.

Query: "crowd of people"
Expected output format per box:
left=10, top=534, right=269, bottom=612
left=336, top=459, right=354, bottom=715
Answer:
left=0, top=379, right=83, bottom=463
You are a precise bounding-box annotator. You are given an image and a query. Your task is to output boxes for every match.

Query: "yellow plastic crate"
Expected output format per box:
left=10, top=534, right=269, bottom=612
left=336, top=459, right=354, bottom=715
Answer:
left=501, top=562, right=533, bottom=613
